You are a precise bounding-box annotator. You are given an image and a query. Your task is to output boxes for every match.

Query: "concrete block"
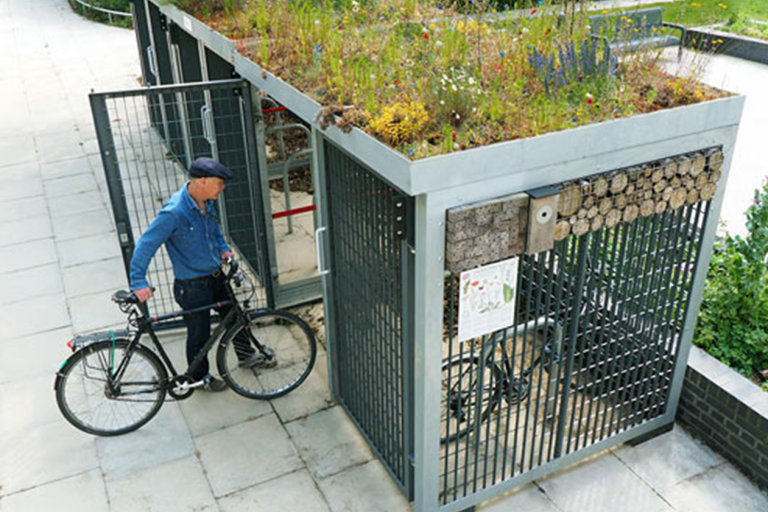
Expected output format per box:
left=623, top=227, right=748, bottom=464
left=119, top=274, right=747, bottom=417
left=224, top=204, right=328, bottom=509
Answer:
left=97, top=403, right=195, bottom=482
left=61, top=257, right=128, bottom=298
left=0, top=420, right=99, bottom=496
left=0, top=469, right=109, bottom=512
left=43, top=173, right=99, bottom=198
left=195, top=413, right=302, bottom=497
left=0, top=239, right=58, bottom=274
left=178, top=381, right=273, bottom=438
left=537, top=453, right=673, bottom=512
left=106, top=456, right=217, bottom=512
left=317, top=459, right=411, bottom=512
left=56, top=233, right=122, bottom=268
left=0, top=264, right=63, bottom=306
left=613, top=424, right=724, bottom=493
left=0, top=293, right=70, bottom=342
left=51, top=210, right=114, bottom=241
left=662, top=464, right=768, bottom=512
left=478, top=482, right=559, bottom=512
left=271, top=353, right=332, bottom=423
left=0, top=327, right=72, bottom=385
left=218, top=469, right=331, bottom=512
left=285, top=406, right=374, bottom=479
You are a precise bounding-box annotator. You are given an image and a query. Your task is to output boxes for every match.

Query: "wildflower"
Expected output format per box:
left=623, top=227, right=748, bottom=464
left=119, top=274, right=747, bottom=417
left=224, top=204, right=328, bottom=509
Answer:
left=691, top=2, right=701, bottom=6
left=531, top=8, right=537, bottom=15
left=586, top=93, right=594, bottom=105
left=496, top=64, right=502, bottom=70
left=503, top=4, right=509, bottom=10
left=314, top=44, right=323, bottom=53
left=718, top=3, right=728, bottom=9
left=523, top=88, right=530, bottom=95
left=429, top=23, right=436, bottom=29
left=389, top=6, right=394, bottom=11
left=499, top=51, right=505, bottom=58
left=602, top=10, right=608, bottom=14
left=424, top=33, right=429, bottom=39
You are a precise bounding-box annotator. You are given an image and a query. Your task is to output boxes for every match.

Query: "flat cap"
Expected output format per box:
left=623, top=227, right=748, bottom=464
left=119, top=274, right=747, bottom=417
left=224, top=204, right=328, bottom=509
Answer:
left=189, top=158, right=234, bottom=180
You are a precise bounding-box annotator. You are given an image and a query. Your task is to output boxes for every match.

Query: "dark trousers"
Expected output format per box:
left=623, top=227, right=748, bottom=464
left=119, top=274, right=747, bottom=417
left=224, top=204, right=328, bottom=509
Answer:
left=173, top=273, right=254, bottom=380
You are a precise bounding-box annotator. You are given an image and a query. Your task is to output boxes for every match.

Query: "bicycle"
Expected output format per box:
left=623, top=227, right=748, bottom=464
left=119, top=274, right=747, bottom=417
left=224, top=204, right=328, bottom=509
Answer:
left=54, top=259, right=317, bottom=436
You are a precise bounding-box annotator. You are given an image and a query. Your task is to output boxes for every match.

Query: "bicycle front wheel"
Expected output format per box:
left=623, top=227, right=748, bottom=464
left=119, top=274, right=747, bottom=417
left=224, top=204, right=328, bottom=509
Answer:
left=217, top=309, right=317, bottom=399
left=441, top=354, right=502, bottom=444
left=55, top=340, right=167, bottom=436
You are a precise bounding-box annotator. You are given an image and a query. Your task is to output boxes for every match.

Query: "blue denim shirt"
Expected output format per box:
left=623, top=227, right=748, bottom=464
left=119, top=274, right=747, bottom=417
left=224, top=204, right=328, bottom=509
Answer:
left=129, top=183, right=230, bottom=290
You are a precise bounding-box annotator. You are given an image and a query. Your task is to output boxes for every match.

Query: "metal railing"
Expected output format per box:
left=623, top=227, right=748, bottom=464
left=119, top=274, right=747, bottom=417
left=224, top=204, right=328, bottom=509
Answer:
left=71, top=0, right=131, bottom=25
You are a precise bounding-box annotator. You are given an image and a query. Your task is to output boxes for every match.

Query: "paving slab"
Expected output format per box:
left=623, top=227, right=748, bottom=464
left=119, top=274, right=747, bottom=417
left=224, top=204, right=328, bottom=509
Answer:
left=0, top=469, right=109, bottom=512
left=536, top=452, right=674, bottom=512
left=478, top=482, right=560, bottom=512
left=51, top=210, right=114, bottom=241
left=0, top=264, right=63, bottom=306
left=613, top=425, right=726, bottom=493
left=0, top=293, right=70, bottom=342
left=0, top=178, right=44, bottom=202
left=663, top=463, right=768, bottom=512
left=0, top=133, right=36, bottom=168
left=33, top=130, right=84, bottom=164
left=97, top=403, right=195, bottom=482
left=219, top=469, right=331, bottom=512
left=61, top=257, right=128, bottom=298
left=178, top=382, right=274, bottom=438
left=0, top=195, right=48, bottom=223
left=0, top=327, right=72, bottom=385
left=0, top=374, right=64, bottom=438
left=43, top=172, right=99, bottom=199
left=317, top=459, right=411, bottom=512
left=0, top=215, right=52, bottom=247
left=106, top=455, right=218, bottom=512
left=271, top=352, right=332, bottom=423
left=56, top=233, right=122, bottom=268
left=285, top=406, right=374, bottom=480
left=0, top=420, right=99, bottom=496
left=0, top=239, right=58, bottom=274
left=68, top=290, right=132, bottom=334
left=39, top=156, right=93, bottom=181
left=46, top=189, right=107, bottom=217
left=195, top=413, right=303, bottom=497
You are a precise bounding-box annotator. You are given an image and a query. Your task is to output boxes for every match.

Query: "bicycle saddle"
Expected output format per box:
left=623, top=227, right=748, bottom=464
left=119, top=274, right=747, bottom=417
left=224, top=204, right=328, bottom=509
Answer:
left=112, top=290, right=139, bottom=304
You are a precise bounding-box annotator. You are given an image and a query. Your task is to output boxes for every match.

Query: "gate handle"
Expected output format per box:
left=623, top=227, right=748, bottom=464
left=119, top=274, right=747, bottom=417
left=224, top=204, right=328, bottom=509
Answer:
left=146, top=46, right=156, bottom=77
left=201, top=105, right=215, bottom=145
left=315, top=227, right=330, bottom=277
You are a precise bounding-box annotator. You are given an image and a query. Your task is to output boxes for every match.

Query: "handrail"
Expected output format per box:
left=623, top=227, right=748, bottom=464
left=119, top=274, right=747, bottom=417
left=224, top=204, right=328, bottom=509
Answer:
left=71, top=0, right=132, bottom=24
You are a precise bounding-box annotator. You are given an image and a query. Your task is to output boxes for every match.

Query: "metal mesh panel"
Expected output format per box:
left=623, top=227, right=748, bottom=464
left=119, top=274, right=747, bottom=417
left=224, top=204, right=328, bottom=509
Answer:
left=439, top=199, right=708, bottom=504
left=93, top=81, right=269, bottom=322
left=325, top=142, right=413, bottom=493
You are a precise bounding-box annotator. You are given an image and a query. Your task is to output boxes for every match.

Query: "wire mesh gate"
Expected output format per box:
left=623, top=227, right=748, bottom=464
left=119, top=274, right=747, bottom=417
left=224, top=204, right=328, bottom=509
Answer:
left=90, top=79, right=272, bottom=324
left=439, top=198, right=709, bottom=505
left=322, top=141, right=415, bottom=498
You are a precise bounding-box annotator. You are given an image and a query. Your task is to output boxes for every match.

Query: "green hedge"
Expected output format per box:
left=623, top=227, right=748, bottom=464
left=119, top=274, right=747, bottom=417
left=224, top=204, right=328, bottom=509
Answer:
left=69, top=0, right=132, bottom=28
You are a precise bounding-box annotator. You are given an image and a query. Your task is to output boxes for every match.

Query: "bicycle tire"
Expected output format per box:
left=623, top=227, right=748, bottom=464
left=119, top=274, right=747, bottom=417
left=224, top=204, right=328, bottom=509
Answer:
left=441, top=353, right=503, bottom=444
left=55, top=340, right=167, bottom=436
left=217, top=309, right=317, bottom=399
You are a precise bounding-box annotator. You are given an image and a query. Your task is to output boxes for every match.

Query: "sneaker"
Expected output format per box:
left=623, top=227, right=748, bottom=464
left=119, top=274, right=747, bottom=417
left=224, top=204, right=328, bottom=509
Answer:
left=202, top=374, right=227, bottom=393
left=239, top=350, right=277, bottom=369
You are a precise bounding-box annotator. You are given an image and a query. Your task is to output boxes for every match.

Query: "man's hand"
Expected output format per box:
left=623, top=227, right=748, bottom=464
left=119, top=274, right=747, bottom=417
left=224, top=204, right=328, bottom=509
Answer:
left=221, top=251, right=235, bottom=263
left=134, top=287, right=154, bottom=303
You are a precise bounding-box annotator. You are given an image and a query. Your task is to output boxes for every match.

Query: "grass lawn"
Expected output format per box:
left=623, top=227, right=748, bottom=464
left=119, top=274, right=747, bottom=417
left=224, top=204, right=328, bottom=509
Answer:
left=599, top=0, right=768, bottom=37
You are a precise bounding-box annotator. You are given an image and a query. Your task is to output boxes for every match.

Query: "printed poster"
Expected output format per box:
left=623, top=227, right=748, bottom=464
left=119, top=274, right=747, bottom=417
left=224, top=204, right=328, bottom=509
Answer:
left=458, top=258, right=519, bottom=342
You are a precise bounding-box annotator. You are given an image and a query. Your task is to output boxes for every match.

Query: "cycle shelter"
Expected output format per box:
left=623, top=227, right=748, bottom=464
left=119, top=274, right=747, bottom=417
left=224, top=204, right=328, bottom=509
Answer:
left=90, top=78, right=320, bottom=325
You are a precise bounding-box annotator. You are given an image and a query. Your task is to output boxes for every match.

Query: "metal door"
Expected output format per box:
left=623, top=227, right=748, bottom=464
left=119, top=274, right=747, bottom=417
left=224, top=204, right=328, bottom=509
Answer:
left=318, top=139, right=415, bottom=499
left=90, top=79, right=273, bottom=324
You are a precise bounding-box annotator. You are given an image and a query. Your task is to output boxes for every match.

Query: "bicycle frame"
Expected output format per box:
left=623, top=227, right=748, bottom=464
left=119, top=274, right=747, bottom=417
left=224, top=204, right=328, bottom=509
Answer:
left=109, top=277, right=259, bottom=387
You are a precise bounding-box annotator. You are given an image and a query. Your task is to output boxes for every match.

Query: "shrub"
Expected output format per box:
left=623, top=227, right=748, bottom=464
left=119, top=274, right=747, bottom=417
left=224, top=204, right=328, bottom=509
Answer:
left=695, top=178, right=768, bottom=385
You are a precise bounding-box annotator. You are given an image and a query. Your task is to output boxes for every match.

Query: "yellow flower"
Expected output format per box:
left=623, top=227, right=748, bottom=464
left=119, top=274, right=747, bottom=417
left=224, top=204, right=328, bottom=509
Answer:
left=369, top=102, right=429, bottom=145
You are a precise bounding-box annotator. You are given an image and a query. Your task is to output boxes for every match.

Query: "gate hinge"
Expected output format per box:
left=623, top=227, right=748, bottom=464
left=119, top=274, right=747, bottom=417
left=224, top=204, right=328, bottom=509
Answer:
left=393, top=196, right=407, bottom=240
left=159, top=14, right=168, bottom=32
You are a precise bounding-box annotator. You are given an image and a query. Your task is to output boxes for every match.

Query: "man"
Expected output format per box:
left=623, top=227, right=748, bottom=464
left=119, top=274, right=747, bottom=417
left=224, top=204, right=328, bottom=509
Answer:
left=130, top=157, right=255, bottom=392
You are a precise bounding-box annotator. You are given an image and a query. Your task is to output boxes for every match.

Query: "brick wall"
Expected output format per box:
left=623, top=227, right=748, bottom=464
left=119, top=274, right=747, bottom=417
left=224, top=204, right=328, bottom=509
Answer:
left=678, top=346, right=768, bottom=489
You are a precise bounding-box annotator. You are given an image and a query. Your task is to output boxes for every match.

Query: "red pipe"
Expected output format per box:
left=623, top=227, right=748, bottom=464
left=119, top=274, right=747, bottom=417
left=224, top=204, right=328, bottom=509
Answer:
left=272, top=204, right=317, bottom=219
left=262, top=106, right=288, bottom=114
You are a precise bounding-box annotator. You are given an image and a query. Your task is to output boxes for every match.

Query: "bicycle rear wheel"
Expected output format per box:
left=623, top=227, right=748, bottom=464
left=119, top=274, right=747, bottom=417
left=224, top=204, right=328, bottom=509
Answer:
left=217, top=309, right=317, bottom=399
left=55, top=340, right=167, bottom=436
left=441, top=354, right=502, bottom=444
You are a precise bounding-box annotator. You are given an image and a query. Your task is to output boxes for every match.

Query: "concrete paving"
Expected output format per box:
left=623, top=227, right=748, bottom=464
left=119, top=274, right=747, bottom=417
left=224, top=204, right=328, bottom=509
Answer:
left=1, top=1, right=767, bottom=512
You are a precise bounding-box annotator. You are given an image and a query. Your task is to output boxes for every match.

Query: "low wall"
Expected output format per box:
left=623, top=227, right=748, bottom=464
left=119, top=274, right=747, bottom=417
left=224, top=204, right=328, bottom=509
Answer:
left=678, top=346, right=768, bottom=489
